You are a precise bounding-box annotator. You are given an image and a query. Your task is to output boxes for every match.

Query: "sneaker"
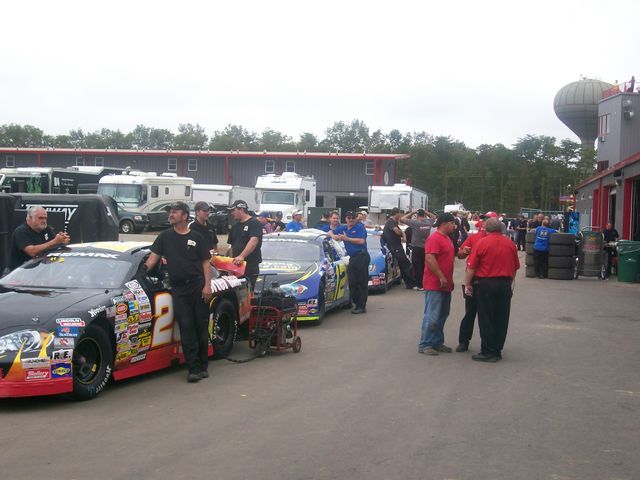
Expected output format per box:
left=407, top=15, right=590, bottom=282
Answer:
left=351, top=308, right=366, bottom=314
left=456, top=343, right=469, bottom=352
left=412, top=286, right=419, bottom=291
left=200, top=370, right=209, bottom=379
left=418, top=288, right=424, bottom=291
left=419, top=346, right=439, bottom=355
left=187, top=372, right=202, bottom=383
left=435, top=344, right=452, bottom=353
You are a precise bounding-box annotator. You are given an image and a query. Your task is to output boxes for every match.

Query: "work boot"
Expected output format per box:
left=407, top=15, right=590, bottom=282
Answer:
left=351, top=307, right=366, bottom=314
left=435, top=344, right=452, bottom=353
left=471, top=353, right=501, bottom=363
left=200, top=370, right=209, bottom=379
left=187, top=372, right=202, bottom=383
left=456, top=343, right=469, bottom=352
left=419, top=346, right=439, bottom=356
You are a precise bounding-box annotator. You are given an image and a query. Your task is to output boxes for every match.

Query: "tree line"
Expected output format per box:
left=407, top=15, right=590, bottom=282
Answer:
left=0, top=121, right=595, bottom=214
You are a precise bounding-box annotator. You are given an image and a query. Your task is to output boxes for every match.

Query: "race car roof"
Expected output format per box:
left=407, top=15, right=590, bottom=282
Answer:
left=264, top=229, right=327, bottom=243
left=60, top=241, right=152, bottom=255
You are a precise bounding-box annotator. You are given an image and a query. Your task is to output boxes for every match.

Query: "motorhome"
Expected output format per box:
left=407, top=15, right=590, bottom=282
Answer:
left=98, top=170, right=193, bottom=228
left=255, top=173, right=316, bottom=222
left=0, top=166, right=121, bottom=194
left=368, top=184, right=428, bottom=224
left=192, top=184, right=258, bottom=211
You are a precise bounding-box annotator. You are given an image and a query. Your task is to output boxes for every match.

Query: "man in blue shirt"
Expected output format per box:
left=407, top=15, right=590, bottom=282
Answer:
left=329, top=211, right=369, bottom=314
left=285, top=210, right=304, bottom=232
left=533, top=219, right=557, bottom=278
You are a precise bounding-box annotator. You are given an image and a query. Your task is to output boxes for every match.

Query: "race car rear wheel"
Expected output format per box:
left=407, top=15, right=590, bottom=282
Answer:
left=72, top=325, right=113, bottom=401
left=211, top=299, right=237, bottom=359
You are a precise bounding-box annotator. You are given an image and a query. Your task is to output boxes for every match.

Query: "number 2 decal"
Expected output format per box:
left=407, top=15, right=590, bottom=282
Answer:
left=151, top=292, right=175, bottom=348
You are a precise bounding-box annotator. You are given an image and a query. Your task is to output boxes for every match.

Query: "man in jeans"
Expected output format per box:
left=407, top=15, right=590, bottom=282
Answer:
left=418, top=213, right=457, bottom=356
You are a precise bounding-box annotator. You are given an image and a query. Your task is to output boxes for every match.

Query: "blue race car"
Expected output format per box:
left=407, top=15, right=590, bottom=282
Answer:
left=258, top=230, right=351, bottom=323
left=367, top=229, right=401, bottom=292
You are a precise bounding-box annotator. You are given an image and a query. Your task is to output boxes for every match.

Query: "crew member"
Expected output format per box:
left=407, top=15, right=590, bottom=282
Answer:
left=285, top=210, right=305, bottom=232
left=145, top=202, right=212, bottom=382
left=514, top=214, right=527, bottom=251
left=357, top=210, right=374, bottom=227
left=603, top=222, right=620, bottom=276
left=400, top=208, right=436, bottom=290
left=383, top=208, right=416, bottom=289
left=273, top=212, right=286, bottom=232
left=329, top=211, right=369, bottom=314
left=464, top=218, right=520, bottom=362
left=189, top=201, right=219, bottom=254
left=533, top=219, right=556, bottom=278
left=227, top=199, right=263, bottom=287
left=314, top=211, right=331, bottom=230
left=418, top=213, right=457, bottom=356
left=257, top=212, right=274, bottom=234
left=321, top=211, right=341, bottom=232
left=9, top=206, right=70, bottom=270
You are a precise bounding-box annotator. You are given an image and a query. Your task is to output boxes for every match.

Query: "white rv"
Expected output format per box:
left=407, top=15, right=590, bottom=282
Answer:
left=98, top=170, right=193, bottom=228
left=368, top=184, right=428, bottom=224
left=192, top=184, right=258, bottom=211
left=255, top=173, right=316, bottom=221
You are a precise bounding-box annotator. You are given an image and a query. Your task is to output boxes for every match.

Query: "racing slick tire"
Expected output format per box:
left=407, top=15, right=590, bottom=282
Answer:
left=525, top=254, right=535, bottom=267
left=119, top=220, right=135, bottom=234
left=211, top=299, right=237, bottom=359
left=549, top=233, right=575, bottom=245
left=548, top=256, right=575, bottom=269
left=548, top=268, right=575, bottom=280
left=72, top=324, right=113, bottom=401
left=525, top=266, right=536, bottom=278
left=548, top=245, right=575, bottom=257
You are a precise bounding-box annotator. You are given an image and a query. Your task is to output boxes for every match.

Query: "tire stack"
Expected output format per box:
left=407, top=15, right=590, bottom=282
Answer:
left=547, top=233, right=576, bottom=280
left=525, top=232, right=536, bottom=278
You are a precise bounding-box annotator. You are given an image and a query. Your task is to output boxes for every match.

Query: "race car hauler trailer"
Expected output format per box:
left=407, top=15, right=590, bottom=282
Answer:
left=367, top=184, right=428, bottom=224
left=98, top=170, right=193, bottom=228
left=192, top=184, right=258, bottom=211
left=0, top=166, right=122, bottom=194
left=255, top=173, right=316, bottom=222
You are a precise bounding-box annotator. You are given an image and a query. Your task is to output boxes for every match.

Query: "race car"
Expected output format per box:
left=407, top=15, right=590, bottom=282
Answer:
left=367, top=229, right=402, bottom=292
left=0, top=242, right=251, bottom=400
left=258, top=230, right=350, bottom=322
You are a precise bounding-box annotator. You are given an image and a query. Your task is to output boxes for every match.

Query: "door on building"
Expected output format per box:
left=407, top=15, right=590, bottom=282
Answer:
left=609, top=189, right=617, bottom=227
left=335, top=196, right=367, bottom=221
left=633, top=179, right=640, bottom=241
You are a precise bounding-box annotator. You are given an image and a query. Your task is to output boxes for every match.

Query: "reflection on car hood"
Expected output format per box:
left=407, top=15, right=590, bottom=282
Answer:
left=0, top=288, right=107, bottom=332
left=259, top=261, right=318, bottom=286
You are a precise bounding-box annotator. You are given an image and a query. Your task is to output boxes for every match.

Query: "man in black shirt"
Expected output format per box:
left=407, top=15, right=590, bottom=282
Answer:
left=273, top=211, right=286, bottom=232
left=227, top=199, right=263, bottom=288
left=189, top=201, right=219, bottom=253
left=145, top=201, right=212, bottom=383
left=9, top=206, right=70, bottom=270
left=603, top=222, right=620, bottom=277
left=382, top=208, right=416, bottom=289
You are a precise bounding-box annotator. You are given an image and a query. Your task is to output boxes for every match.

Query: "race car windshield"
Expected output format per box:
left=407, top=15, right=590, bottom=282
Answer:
left=0, top=255, right=132, bottom=289
left=261, top=240, right=320, bottom=262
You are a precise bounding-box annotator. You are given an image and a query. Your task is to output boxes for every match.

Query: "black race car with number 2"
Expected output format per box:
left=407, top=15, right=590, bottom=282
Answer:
left=0, top=242, right=250, bottom=400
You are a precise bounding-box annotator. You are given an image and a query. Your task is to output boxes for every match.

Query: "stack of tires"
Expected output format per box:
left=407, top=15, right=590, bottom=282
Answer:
left=548, top=233, right=576, bottom=280
left=525, top=232, right=537, bottom=278
left=525, top=232, right=577, bottom=280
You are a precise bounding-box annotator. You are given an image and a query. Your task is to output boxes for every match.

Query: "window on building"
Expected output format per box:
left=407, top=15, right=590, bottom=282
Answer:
left=598, top=114, right=611, bottom=138
left=285, top=160, right=295, bottom=172
left=365, top=161, right=374, bottom=176
left=596, top=160, right=609, bottom=172
left=76, top=156, right=85, bottom=166
left=95, top=157, right=104, bottom=167
left=6, top=155, right=15, bottom=167
left=265, top=159, right=275, bottom=174
left=188, top=158, right=197, bottom=172
left=168, top=158, right=177, bottom=171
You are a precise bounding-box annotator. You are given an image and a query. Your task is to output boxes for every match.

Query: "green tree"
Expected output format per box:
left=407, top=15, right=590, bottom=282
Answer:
left=209, top=124, right=257, bottom=150
left=173, top=123, right=208, bottom=150
left=0, top=124, right=45, bottom=147
left=297, top=132, right=320, bottom=152
left=258, top=129, right=295, bottom=151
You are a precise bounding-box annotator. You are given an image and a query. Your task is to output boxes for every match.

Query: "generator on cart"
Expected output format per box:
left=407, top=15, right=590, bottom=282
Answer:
left=249, top=280, right=301, bottom=356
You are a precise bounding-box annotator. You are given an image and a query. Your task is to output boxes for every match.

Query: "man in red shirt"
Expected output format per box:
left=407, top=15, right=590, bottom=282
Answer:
left=454, top=211, right=497, bottom=352
left=418, top=213, right=457, bottom=356
left=464, top=218, right=520, bottom=362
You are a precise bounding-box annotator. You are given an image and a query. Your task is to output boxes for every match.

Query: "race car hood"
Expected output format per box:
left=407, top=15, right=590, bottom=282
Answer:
left=0, top=287, right=109, bottom=332
left=259, top=260, right=319, bottom=287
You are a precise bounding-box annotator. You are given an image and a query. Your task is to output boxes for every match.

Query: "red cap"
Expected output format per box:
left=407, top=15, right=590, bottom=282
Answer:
left=483, top=211, right=498, bottom=218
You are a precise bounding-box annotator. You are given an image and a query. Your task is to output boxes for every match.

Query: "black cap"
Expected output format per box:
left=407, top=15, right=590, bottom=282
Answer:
left=166, top=201, right=190, bottom=215
left=194, top=201, right=209, bottom=212
left=345, top=211, right=356, bottom=218
left=434, top=212, right=456, bottom=227
left=230, top=199, right=248, bottom=210
left=416, top=209, right=426, bottom=216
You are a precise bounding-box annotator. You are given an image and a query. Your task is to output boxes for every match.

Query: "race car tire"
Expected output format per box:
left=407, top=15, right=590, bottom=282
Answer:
left=525, top=254, right=535, bottom=267
left=525, top=266, right=536, bottom=278
left=525, top=243, right=534, bottom=254
left=211, top=299, right=237, bottom=359
left=72, top=324, right=113, bottom=401
left=548, top=256, right=575, bottom=269
left=548, top=268, right=575, bottom=280
left=549, top=245, right=575, bottom=257
left=550, top=233, right=575, bottom=245
left=315, top=281, right=326, bottom=324
left=119, top=220, right=135, bottom=234
left=526, top=232, right=536, bottom=243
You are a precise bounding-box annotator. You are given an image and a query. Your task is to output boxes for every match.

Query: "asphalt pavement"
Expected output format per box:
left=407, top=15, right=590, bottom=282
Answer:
left=1, top=251, right=639, bottom=480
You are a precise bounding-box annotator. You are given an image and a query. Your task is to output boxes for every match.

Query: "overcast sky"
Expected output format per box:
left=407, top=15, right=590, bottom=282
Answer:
left=1, top=0, right=637, bottom=149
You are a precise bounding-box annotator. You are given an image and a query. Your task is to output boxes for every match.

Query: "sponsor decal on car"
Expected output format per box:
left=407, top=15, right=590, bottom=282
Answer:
left=56, top=318, right=85, bottom=327
left=106, top=306, right=116, bottom=317
left=140, top=311, right=152, bottom=322
left=115, top=322, right=127, bottom=333
left=128, top=301, right=139, bottom=313
left=139, top=303, right=151, bottom=313
left=51, top=364, right=72, bottom=379
left=128, top=325, right=139, bottom=335
left=111, top=295, right=125, bottom=305
left=51, top=349, right=73, bottom=361
left=25, top=368, right=51, bottom=381
left=21, top=357, right=51, bottom=369
left=116, top=303, right=128, bottom=315
left=123, top=291, right=135, bottom=302
left=130, top=353, right=147, bottom=364
left=125, top=280, right=141, bottom=290
left=48, top=251, right=119, bottom=259
left=56, top=326, right=80, bottom=338
left=53, top=337, right=75, bottom=349
left=88, top=305, right=106, bottom=318
left=115, top=313, right=127, bottom=322
left=127, top=313, right=140, bottom=324
left=116, top=331, right=129, bottom=343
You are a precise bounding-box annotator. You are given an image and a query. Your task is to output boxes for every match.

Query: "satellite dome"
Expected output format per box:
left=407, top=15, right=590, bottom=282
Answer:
left=554, top=78, right=614, bottom=147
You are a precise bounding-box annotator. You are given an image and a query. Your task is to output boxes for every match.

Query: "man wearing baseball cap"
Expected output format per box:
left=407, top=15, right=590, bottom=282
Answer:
left=145, top=201, right=212, bottom=382
left=189, top=201, right=219, bottom=254
left=227, top=199, right=263, bottom=287
left=286, top=210, right=305, bottom=232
